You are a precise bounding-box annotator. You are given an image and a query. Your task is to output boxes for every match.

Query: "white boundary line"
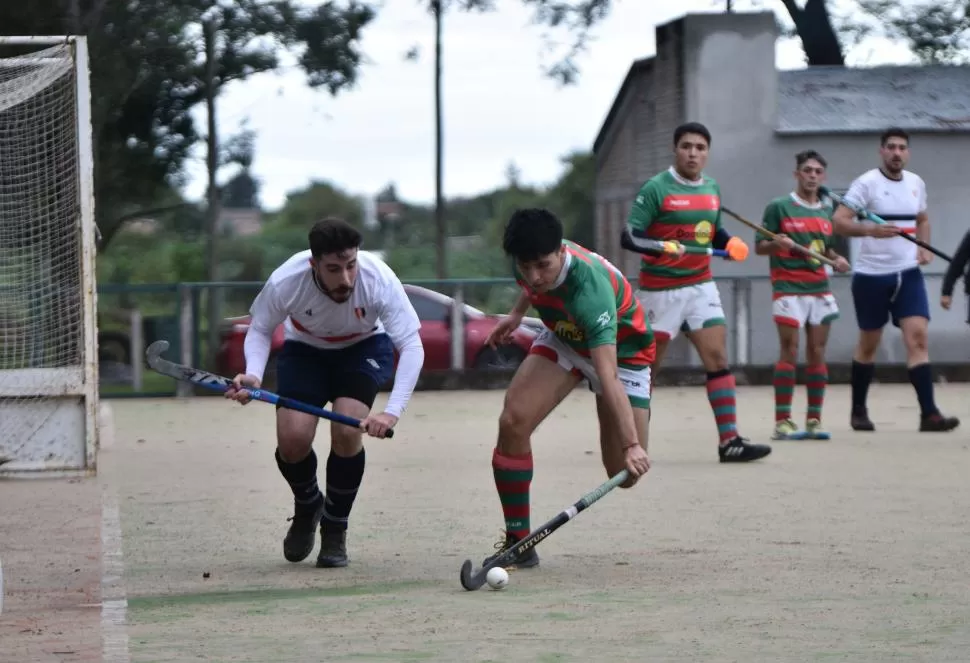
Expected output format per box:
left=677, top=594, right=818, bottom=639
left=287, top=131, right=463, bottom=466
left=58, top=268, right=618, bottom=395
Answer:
left=101, top=488, right=131, bottom=663
left=99, top=401, right=130, bottom=663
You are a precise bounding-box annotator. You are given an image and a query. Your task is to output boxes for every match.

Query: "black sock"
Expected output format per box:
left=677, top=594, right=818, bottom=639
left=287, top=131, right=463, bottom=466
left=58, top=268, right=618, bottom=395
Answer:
left=322, top=449, right=366, bottom=532
left=851, top=360, right=874, bottom=414
left=275, top=449, right=323, bottom=512
left=908, top=363, right=939, bottom=418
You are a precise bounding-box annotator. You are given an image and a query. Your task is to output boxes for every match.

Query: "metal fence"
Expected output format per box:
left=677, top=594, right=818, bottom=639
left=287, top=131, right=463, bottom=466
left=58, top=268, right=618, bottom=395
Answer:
left=96, top=274, right=969, bottom=398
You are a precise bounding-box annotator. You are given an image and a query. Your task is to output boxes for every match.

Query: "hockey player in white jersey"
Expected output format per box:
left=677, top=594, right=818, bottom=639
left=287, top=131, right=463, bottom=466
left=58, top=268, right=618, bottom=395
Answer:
left=226, top=217, right=425, bottom=568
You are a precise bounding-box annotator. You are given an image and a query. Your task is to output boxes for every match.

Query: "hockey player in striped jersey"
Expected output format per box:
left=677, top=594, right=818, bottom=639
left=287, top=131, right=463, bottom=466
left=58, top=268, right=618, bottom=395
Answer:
left=621, top=122, right=771, bottom=464
left=480, top=208, right=653, bottom=569
left=756, top=150, right=850, bottom=441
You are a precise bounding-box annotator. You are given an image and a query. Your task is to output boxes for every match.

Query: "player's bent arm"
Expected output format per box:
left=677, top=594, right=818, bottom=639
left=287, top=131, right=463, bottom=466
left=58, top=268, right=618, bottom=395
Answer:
left=621, top=180, right=662, bottom=253
left=915, top=211, right=930, bottom=244
left=244, top=282, right=288, bottom=381
left=589, top=344, right=639, bottom=450
left=941, top=229, right=970, bottom=296
left=832, top=205, right=879, bottom=237
left=384, top=331, right=424, bottom=419
left=509, top=291, right=532, bottom=318
left=620, top=227, right=667, bottom=257
left=377, top=277, right=426, bottom=419
left=754, top=239, right=777, bottom=256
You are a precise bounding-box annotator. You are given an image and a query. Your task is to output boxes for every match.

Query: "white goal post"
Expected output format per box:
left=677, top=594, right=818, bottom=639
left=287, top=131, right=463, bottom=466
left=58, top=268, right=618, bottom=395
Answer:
left=0, top=36, right=99, bottom=475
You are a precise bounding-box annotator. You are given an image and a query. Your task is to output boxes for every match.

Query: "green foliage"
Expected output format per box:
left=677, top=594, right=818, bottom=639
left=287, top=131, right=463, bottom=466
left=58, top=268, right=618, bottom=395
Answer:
left=845, top=0, right=970, bottom=65
left=0, top=0, right=375, bottom=250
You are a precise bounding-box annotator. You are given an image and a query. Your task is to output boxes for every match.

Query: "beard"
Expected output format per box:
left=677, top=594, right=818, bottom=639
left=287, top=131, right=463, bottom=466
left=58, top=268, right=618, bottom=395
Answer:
left=312, top=271, right=353, bottom=302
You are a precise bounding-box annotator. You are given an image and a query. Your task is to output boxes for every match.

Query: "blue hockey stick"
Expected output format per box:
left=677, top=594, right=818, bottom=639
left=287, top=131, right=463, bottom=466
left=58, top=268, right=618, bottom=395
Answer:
left=144, top=340, right=392, bottom=437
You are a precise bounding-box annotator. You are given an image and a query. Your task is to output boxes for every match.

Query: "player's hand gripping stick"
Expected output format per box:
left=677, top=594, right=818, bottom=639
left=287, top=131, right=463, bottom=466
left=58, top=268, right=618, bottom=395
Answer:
left=620, top=229, right=731, bottom=259
left=144, top=340, right=393, bottom=437
left=819, top=185, right=953, bottom=263
left=720, top=206, right=838, bottom=268
left=459, top=469, right=630, bottom=590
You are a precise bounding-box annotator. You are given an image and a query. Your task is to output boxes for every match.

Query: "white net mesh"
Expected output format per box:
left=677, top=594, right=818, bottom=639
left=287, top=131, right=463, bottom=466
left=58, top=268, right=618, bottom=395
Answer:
left=0, top=41, right=94, bottom=471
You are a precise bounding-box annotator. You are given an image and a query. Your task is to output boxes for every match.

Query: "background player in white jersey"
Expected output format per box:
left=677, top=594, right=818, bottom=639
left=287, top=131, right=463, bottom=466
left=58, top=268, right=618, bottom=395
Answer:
left=832, top=128, right=959, bottom=433
left=225, top=218, right=425, bottom=567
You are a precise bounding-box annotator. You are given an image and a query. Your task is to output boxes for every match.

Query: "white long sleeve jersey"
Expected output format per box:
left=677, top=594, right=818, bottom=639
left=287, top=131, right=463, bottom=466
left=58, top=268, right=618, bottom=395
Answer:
left=244, top=249, right=424, bottom=418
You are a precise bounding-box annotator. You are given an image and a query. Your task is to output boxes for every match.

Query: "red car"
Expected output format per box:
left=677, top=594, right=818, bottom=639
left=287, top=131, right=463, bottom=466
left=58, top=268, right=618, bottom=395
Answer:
left=215, top=284, right=539, bottom=388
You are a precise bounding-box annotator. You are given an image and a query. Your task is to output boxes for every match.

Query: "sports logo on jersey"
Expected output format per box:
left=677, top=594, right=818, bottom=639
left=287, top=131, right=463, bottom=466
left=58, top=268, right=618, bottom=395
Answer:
left=808, top=239, right=825, bottom=266
left=595, top=311, right=612, bottom=329
left=354, top=307, right=366, bottom=319
left=694, top=220, right=713, bottom=245
left=553, top=320, right=584, bottom=342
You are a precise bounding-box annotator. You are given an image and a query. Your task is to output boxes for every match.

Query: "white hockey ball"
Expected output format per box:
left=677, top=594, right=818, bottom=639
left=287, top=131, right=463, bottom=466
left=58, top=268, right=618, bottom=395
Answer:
left=486, top=566, right=509, bottom=590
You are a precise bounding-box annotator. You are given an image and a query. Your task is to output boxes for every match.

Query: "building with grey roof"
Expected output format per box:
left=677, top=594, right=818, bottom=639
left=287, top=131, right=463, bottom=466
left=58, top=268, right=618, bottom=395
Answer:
left=592, top=11, right=970, bottom=366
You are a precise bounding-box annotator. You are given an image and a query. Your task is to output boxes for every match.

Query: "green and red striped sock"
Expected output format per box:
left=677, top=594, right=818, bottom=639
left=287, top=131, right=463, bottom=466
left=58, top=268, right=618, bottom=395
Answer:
left=492, top=448, right=532, bottom=540
left=706, top=370, right=739, bottom=445
left=806, top=364, right=828, bottom=421
left=773, top=362, right=796, bottom=422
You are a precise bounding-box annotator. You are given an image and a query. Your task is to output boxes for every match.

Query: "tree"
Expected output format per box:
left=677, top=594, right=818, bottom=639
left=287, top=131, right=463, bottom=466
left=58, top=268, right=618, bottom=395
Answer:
left=842, top=0, right=970, bottom=65
left=779, top=0, right=845, bottom=65
left=410, top=0, right=623, bottom=279
left=132, top=0, right=376, bottom=369
left=543, top=150, right=595, bottom=248
left=0, top=0, right=374, bottom=255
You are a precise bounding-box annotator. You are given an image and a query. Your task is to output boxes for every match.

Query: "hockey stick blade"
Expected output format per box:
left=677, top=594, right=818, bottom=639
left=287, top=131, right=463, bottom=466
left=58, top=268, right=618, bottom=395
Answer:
left=459, top=469, right=630, bottom=590
left=144, top=340, right=392, bottom=437
left=820, top=186, right=953, bottom=262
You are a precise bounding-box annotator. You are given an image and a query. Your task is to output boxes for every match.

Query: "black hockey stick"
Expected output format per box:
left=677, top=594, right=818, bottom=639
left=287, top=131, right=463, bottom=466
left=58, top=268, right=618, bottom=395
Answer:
left=459, top=469, right=630, bottom=590
left=620, top=228, right=730, bottom=258
left=821, top=186, right=953, bottom=262
left=145, top=340, right=393, bottom=437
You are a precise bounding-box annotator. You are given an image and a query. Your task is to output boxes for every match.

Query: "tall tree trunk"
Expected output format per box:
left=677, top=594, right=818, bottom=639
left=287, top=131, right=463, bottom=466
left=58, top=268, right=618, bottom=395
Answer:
left=203, top=19, right=222, bottom=370
left=433, top=0, right=446, bottom=279
left=780, top=0, right=845, bottom=65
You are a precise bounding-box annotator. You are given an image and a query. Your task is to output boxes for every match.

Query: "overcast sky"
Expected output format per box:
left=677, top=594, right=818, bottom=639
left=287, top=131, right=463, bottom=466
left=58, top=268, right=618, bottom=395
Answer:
left=179, top=0, right=913, bottom=211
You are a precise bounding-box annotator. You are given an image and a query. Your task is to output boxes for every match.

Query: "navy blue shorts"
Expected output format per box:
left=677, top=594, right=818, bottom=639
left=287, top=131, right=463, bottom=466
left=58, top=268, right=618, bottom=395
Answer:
left=275, top=334, right=395, bottom=409
left=851, top=267, right=930, bottom=331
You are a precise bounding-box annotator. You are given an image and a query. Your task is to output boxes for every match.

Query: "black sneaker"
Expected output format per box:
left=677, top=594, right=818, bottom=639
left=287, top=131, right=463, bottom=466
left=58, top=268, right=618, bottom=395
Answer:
left=851, top=408, right=875, bottom=431
left=315, top=528, right=349, bottom=568
left=920, top=412, right=960, bottom=432
left=718, top=436, right=772, bottom=463
left=481, top=531, right=539, bottom=570
left=283, top=500, right=324, bottom=563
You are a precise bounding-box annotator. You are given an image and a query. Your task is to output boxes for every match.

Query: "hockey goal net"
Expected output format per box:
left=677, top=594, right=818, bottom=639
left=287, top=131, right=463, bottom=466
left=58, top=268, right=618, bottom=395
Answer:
left=0, top=37, right=99, bottom=474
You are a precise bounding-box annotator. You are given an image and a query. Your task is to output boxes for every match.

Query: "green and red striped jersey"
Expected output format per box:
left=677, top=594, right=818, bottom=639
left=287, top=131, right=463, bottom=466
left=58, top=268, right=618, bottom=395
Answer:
left=515, top=240, right=655, bottom=368
left=626, top=167, right=723, bottom=291
left=760, top=193, right=835, bottom=298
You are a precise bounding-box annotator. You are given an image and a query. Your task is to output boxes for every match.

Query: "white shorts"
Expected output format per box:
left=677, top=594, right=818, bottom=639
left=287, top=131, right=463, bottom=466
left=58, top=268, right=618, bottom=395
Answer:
left=772, top=293, right=840, bottom=328
left=529, top=328, right=652, bottom=408
left=636, top=281, right=725, bottom=341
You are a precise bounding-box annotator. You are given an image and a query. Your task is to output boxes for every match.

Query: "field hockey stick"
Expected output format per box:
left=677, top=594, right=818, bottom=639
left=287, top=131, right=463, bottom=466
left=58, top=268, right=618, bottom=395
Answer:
left=459, top=469, right=630, bottom=591
left=720, top=206, right=838, bottom=268
left=145, top=340, right=393, bottom=437
left=820, top=186, right=953, bottom=262
left=620, top=230, right=730, bottom=258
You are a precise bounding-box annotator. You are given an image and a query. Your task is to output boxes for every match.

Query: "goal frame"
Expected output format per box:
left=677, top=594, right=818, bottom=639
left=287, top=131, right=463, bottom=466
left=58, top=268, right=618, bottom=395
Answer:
left=0, top=35, right=100, bottom=475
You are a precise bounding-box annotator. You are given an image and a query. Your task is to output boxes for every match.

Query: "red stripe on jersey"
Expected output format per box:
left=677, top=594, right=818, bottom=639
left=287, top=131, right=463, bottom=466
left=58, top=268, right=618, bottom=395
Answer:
left=660, top=194, right=720, bottom=212
left=290, top=316, right=374, bottom=342
left=566, top=246, right=594, bottom=264
left=780, top=216, right=832, bottom=235
left=770, top=267, right=828, bottom=284
left=641, top=253, right=709, bottom=271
